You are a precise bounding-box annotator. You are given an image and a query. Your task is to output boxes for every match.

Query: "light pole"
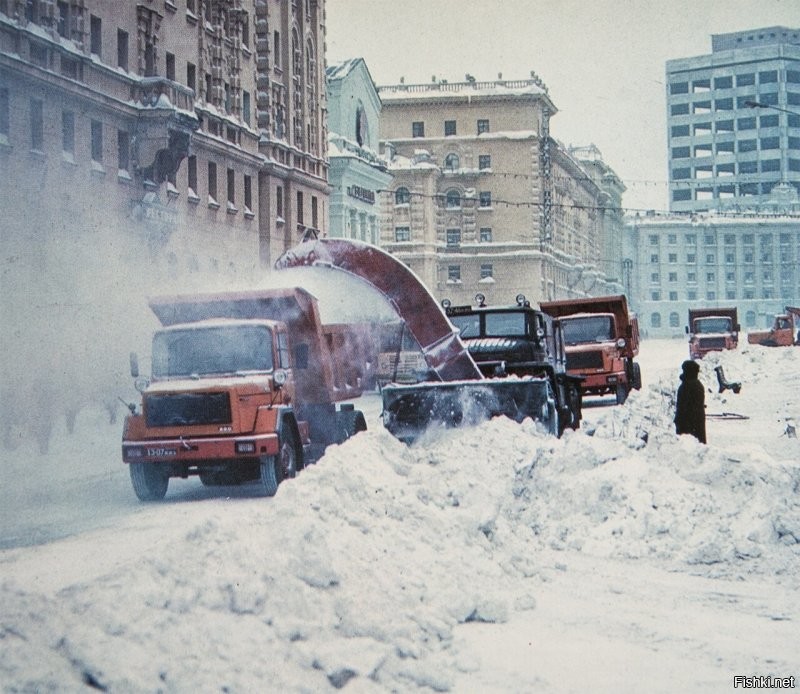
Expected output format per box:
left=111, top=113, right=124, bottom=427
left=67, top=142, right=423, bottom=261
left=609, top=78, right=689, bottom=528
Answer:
left=744, top=100, right=800, bottom=118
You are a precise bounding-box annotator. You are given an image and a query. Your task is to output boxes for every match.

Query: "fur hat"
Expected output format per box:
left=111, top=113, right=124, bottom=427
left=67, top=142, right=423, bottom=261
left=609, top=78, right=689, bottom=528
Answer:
left=681, top=360, right=700, bottom=378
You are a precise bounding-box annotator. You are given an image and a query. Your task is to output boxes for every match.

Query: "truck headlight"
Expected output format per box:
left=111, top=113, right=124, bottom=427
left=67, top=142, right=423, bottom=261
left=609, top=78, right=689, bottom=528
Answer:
left=616, top=338, right=626, bottom=348
left=273, top=369, right=287, bottom=387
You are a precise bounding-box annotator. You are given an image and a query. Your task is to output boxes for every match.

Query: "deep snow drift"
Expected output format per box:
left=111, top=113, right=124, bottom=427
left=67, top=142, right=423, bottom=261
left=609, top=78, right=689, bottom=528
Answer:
left=0, top=339, right=798, bottom=692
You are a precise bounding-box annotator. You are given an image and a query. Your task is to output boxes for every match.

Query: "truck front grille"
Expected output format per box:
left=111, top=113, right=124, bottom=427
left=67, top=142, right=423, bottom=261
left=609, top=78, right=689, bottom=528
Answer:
left=145, top=392, right=232, bottom=427
left=698, top=337, right=726, bottom=350
left=567, top=351, right=604, bottom=370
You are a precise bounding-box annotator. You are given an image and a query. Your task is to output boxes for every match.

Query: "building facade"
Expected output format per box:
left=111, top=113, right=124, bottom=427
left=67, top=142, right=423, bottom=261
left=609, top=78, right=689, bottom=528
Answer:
left=0, top=0, right=328, bottom=440
left=326, top=57, right=391, bottom=243
left=628, top=208, right=800, bottom=338
left=377, top=75, right=623, bottom=307
left=666, top=26, right=800, bottom=213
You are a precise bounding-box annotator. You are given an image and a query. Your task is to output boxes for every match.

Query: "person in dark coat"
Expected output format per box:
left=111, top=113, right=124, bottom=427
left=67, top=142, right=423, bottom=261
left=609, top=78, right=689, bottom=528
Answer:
left=674, top=359, right=706, bottom=443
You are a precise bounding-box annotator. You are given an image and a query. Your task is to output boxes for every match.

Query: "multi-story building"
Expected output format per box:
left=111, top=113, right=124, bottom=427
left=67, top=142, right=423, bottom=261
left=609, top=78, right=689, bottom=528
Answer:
left=0, top=0, right=327, bottom=437
left=377, top=75, right=623, bottom=307
left=326, top=57, right=391, bottom=243
left=628, top=206, right=800, bottom=338
left=665, top=26, right=800, bottom=213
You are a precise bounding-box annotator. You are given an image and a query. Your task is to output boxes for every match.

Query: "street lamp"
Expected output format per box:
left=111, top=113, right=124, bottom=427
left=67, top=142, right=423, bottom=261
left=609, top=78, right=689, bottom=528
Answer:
left=744, top=100, right=800, bottom=118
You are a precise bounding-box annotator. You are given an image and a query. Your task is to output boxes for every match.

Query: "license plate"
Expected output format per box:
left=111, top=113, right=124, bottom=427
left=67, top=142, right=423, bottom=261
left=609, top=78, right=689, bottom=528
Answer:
left=146, top=447, right=177, bottom=457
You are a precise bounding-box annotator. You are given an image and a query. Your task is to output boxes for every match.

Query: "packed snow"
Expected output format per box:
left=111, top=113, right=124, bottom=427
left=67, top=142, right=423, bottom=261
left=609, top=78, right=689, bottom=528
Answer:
left=1, top=339, right=799, bottom=692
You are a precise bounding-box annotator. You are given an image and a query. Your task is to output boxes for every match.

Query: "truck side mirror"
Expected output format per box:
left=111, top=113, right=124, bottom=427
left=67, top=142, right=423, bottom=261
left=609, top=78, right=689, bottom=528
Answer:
left=684, top=326, right=689, bottom=334
left=293, top=343, right=309, bottom=370
left=735, top=324, right=741, bottom=332
left=130, top=352, right=139, bottom=378
left=626, top=325, right=633, bottom=339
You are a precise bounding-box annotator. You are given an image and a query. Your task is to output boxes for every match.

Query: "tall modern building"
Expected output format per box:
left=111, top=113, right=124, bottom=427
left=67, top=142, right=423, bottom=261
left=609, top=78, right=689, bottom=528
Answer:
left=665, top=26, right=800, bottom=213
left=377, top=75, right=624, bottom=307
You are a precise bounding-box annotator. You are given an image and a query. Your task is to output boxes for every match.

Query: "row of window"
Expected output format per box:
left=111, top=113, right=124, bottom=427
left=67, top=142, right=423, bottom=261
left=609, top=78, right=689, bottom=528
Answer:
left=411, top=119, right=491, bottom=138
left=670, top=114, right=785, bottom=135
left=669, top=69, right=800, bottom=95
left=649, top=251, right=798, bottom=265
left=671, top=138, right=796, bottom=159
left=647, top=232, right=798, bottom=246
left=674, top=159, right=800, bottom=179
left=394, top=187, right=493, bottom=208
left=671, top=180, right=800, bottom=202
left=649, top=282, right=790, bottom=310
left=445, top=264, right=494, bottom=282
left=443, top=153, right=492, bottom=171
left=651, top=268, right=795, bottom=284
left=394, top=227, right=495, bottom=244
left=650, top=310, right=768, bottom=330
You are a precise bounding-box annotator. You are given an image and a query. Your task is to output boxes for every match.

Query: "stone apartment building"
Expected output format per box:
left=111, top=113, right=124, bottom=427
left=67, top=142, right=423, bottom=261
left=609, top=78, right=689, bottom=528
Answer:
left=0, top=0, right=327, bottom=430
left=377, top=75, right=624, bottom=307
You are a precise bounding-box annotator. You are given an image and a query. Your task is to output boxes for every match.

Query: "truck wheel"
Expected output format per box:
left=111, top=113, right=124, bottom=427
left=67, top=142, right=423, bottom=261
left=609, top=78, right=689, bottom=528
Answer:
left=259, top=428, right=298, bottom=497
left=337, top=409, right=367, bottom=443
left=615, top=384, right=629, bottom=405
left=632, top=362, right=642, bottom=390
left=129, top=463, right=169, bottom=501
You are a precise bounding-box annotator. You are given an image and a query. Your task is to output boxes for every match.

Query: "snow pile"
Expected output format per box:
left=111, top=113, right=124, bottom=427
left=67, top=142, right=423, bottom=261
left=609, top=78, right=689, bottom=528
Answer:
left=1, top=342, right=799, bottom=690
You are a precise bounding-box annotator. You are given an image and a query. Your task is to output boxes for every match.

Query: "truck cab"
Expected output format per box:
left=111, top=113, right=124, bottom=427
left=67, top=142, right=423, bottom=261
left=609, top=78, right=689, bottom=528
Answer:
left=686, top=307, right=739, bottom=359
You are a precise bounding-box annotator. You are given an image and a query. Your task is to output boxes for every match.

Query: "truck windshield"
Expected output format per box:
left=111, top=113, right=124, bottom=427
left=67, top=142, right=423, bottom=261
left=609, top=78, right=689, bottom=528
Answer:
left=561, top=315, right=614, bottom=344
left=485, top=312, right=526, bottom=337
left=694, top=317, right=731, bottom=333
left=152, top=324, right=273, bottom=377
left=450, top=314, right=481, bottom=338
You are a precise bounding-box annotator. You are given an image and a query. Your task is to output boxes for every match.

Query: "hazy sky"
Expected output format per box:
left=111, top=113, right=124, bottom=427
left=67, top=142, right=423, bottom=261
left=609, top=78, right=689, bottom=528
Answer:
left=325, top=0, right=799, bottom=213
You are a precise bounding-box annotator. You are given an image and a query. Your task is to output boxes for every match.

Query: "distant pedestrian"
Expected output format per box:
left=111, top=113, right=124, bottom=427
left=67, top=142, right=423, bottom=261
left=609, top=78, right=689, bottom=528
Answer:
left=674, top=359, right=706, bottom=444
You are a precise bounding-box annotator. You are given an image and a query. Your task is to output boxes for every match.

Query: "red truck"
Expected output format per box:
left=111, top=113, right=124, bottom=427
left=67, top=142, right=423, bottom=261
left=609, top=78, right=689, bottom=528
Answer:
left=747, top=307, right=800, bottom=347
left=122, top=288, right=369, bottom=501
left=686, top=307, right=740, bottom=359
left=539, top=295, right=641, bottom=405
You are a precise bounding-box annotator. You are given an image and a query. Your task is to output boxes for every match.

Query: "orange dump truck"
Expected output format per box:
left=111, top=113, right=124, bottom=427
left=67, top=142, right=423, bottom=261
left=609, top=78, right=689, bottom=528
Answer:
left=686, top=307, right=740, bottom=359
left=747, top=307, right=800, bottom=347
left=122, top=288, right=369, bottom=501
left=540, top=295, right=641, bottom=405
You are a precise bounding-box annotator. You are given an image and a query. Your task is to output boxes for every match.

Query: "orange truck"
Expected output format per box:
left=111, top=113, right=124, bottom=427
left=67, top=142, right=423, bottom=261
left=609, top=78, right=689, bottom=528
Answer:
left=685, top=307, right=740, bottom=359
left=539, top=295, right=641, bottom=405
left=122, top=288, right=369, bottom=501
left=747, top=307, right=800, bottom=347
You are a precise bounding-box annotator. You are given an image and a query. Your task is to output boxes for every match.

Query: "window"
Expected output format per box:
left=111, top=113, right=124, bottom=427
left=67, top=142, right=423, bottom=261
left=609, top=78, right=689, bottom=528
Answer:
left=762, top=160, right=780, bottom=172
left=188, top=155, right=197, bottom=195
left=650, top=272, right=660, bottom=283
left=736, top=73, right=755, bottom=87
left=0, top=88, right=8, bottom=139
left=715, top=98, right=733, bottom=111
left=61, top=110, right=74, bottom=154
left=276, top=185, right=283, bottom=217
left=480, top=264, right=493, bottom=280
left=273, top=31, right=280, bottom=67
left=668, top=234, right=677, bottom=244
left=166, top=52, right=175, bottom=81
left=672, top=146, right=690, bottom=159
left=671, top=103, right=689, bottom=116
left=687, top=272, right=696, bottom=282
left=395, top=187, right=410, bottom=205
left=479, top=227, right=492, bottom=243
left=737, top=117, right=756, bottom=130
left=478, top=154, right=491, bottom=170
left=673, top=167, right=690, bottom=179
left=447, top=265, right=461, bottom=282
left=311, top=196, right=318, bottom=230
left=412, top=121, right=424, bottom=138
left=670, top=82, right=688, bottom=94
left=671, top=124, right=690, bottom=137
left=90, top=15, right=101, bottom=57
left=704, top=234, right=714, bottom=246
left=687, top=290, right=697, bottom=301
left=117, top=129, right=129, bottom=171
left=668, top=272, right=678, bottom=282
left=208, top=161, right=217, bottom=201
left=296, top=191, right=304, bottom=224
left=57, top=1, right=69, bottom=38
left=650, top=313, right=661, bottom=328
left=713, top=76, right=732, bottom=89
left=227, top=168, right=235, bottom=206
left=687, top=253, right=696, bottom=263
left=187, top=62, right=196, bottom=92
left=446, top=228, right=461, bottom=246
left=27, top=98, right=44, bottom=151
left=479, top=191, right=491, bottom=208
left=739, top=139, right=757, bottom=153
left=477, top=119, right=489, bottom=134
left=760, top=115, right=779, bottom=128
left=759, top=70, right=778, bottom=84
left=90, top=119, right=102, bottom=162
left=649, top=235, right=659, bottom=246
left=244, top=175, right=252, bottom=211
left=444, top=153, right=459, bottom=171
left=445, top=189, right=461, bottom=208
left=444, top=120, right=456, bottom=136
left=706, top=272, right=715, bottom=282
left=668, top=253, right=677, bottom=263
left=669, top=312, right=680, bottom=327
left=242, top=90, right=251, bottom=126
left=706, top=254, right=715, bottom=264
left=716, top=120, right=734, bottom=133
left=650, top=254, right=659, bottom=264
left=395, top=226, right=410, bottom=242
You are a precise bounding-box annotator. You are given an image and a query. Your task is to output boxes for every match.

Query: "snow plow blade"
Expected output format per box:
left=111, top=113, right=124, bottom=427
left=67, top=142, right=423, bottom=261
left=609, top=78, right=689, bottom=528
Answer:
left=381, top=377, right=558, bottom=444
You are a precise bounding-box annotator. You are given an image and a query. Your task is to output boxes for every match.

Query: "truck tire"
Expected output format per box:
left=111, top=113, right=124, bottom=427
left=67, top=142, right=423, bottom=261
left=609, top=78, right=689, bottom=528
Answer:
left=615, top=383, right=629, bottom=405
left=259, top=426, right=298, bottom=497
left=336, top=409, right=367, bottom=443
left=130, top=463, right=169, bottom=501
left=632, top=362, right=642, bottom=390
